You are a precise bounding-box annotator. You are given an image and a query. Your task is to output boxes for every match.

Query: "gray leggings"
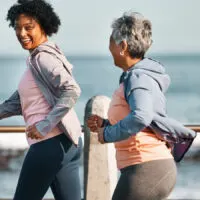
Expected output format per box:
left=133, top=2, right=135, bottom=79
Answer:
left=112, top=159, right=177, bottom=200
left=13, top=133, right=82, bottom=200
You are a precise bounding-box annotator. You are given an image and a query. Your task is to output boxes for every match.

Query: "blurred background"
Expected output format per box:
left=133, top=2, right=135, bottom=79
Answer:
left=0, top=0, right=200, bottom=199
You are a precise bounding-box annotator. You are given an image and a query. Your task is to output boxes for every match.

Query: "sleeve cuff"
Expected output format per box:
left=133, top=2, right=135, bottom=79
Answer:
left=35, top=120, right=51, bottom=136
left=101, top=119, right=111, bottom=127
left=102, top=126, right=109, bottom=143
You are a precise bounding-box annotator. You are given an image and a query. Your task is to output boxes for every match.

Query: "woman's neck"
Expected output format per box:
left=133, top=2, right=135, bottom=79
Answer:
left=29, top=38, right=48, bottom=54
left=122, top=57, right=142, bottom=71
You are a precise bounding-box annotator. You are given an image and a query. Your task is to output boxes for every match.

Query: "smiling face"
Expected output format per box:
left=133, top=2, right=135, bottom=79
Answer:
left=14, top=14, right=47, bottom=51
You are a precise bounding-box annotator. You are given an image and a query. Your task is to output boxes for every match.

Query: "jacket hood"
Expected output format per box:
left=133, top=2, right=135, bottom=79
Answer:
left=132, top=58, right=170, bottom=93
left=31, top=41, right=73, bottom=73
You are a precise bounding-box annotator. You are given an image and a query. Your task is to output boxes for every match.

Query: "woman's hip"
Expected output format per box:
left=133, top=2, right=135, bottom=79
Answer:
left=113, top=159, right=177, bottom=200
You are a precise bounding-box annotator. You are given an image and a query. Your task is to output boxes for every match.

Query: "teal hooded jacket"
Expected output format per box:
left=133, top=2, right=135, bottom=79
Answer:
left=103, top=58, right=196, bottom=162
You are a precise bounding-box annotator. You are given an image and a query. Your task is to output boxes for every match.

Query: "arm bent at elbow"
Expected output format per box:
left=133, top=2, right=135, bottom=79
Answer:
left=104, top=88, right=154, bottom=143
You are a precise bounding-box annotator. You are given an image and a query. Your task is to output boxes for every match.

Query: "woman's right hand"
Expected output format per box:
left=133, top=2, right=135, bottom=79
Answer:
left=26, top=124, right=44, bottom=140
left=87, top=115, right=103, bottom=132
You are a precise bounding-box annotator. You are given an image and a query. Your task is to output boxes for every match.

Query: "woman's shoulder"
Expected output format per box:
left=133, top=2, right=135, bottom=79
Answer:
left=29, top=42, right=73, bottom=74
left=32, top=49, right=61, bottom=66
left=31, top=41, right=61, bottom=57
left=125, top=70, right=154, bottom=91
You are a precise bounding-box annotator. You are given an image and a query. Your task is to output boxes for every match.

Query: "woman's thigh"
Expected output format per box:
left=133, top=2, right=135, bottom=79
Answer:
left=50, top=137, right=83, bottom=200
left=112, top=159, right=177, bottom=200
left=13, top=135, right=65, bottom=200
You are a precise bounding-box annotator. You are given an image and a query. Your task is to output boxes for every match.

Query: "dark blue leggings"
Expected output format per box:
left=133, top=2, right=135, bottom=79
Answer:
left=13, top=133, right=82, bottom=200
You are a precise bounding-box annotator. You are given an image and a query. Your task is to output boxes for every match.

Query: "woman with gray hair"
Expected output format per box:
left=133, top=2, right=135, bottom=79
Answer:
left=87, top=11, right=196, bottom=200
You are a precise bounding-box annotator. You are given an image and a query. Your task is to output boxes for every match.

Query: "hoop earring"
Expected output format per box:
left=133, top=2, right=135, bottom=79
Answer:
left=120, top=52, right=124, bottom=56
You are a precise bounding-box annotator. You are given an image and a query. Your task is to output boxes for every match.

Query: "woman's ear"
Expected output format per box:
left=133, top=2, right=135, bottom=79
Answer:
left=120, top=40, right=128, bottom=55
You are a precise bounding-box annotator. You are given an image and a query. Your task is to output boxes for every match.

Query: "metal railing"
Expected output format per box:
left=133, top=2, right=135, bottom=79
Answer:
left=0, top=126, right=25, bottom=133
left=0, top=125, right=200, bottom=133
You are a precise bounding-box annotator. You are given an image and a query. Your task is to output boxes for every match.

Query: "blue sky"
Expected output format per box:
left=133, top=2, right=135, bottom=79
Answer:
left=1, top=0, right=200, bottom=56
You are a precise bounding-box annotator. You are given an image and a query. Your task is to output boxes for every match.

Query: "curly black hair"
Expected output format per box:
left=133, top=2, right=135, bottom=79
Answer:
left=6, top=0, right=61, bottom=36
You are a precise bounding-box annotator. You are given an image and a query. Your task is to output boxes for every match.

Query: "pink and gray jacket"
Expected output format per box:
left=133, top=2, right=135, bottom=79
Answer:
left=0, top=41, right=82, bottom=145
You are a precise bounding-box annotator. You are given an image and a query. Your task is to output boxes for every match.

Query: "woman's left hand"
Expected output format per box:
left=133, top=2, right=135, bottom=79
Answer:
left=26, top=124, right=44, bottom=140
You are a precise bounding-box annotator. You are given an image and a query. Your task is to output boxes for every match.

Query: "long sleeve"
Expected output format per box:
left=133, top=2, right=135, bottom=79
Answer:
left=104, top=86, right=154, bottom=143
left=0, top=90, right=22, bottom=120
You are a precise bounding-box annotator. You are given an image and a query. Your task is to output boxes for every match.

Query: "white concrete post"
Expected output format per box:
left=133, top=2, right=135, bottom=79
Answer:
left=84, top=95, right=118, bottom=200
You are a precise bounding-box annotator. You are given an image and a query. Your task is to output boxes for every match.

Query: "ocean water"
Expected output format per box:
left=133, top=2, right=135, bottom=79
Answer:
left=0, top=54, right=200, bottom=199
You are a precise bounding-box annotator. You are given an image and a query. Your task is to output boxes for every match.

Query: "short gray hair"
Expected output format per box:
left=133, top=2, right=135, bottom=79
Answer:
left=111, top=12, right=153, bottom=58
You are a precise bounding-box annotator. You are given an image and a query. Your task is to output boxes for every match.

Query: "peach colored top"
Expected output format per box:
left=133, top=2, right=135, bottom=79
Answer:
left=18, top=67, right=62, bottom=145
left=107, top=83, right=173, bottom=169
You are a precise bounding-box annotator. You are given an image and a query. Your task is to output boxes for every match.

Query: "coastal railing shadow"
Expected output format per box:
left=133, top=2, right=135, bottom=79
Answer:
left=0, top=95, right=200, bottom=200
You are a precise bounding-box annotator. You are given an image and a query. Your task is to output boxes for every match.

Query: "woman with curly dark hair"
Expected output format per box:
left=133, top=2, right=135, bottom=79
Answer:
left=1, top=0, right=83, bottom=199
